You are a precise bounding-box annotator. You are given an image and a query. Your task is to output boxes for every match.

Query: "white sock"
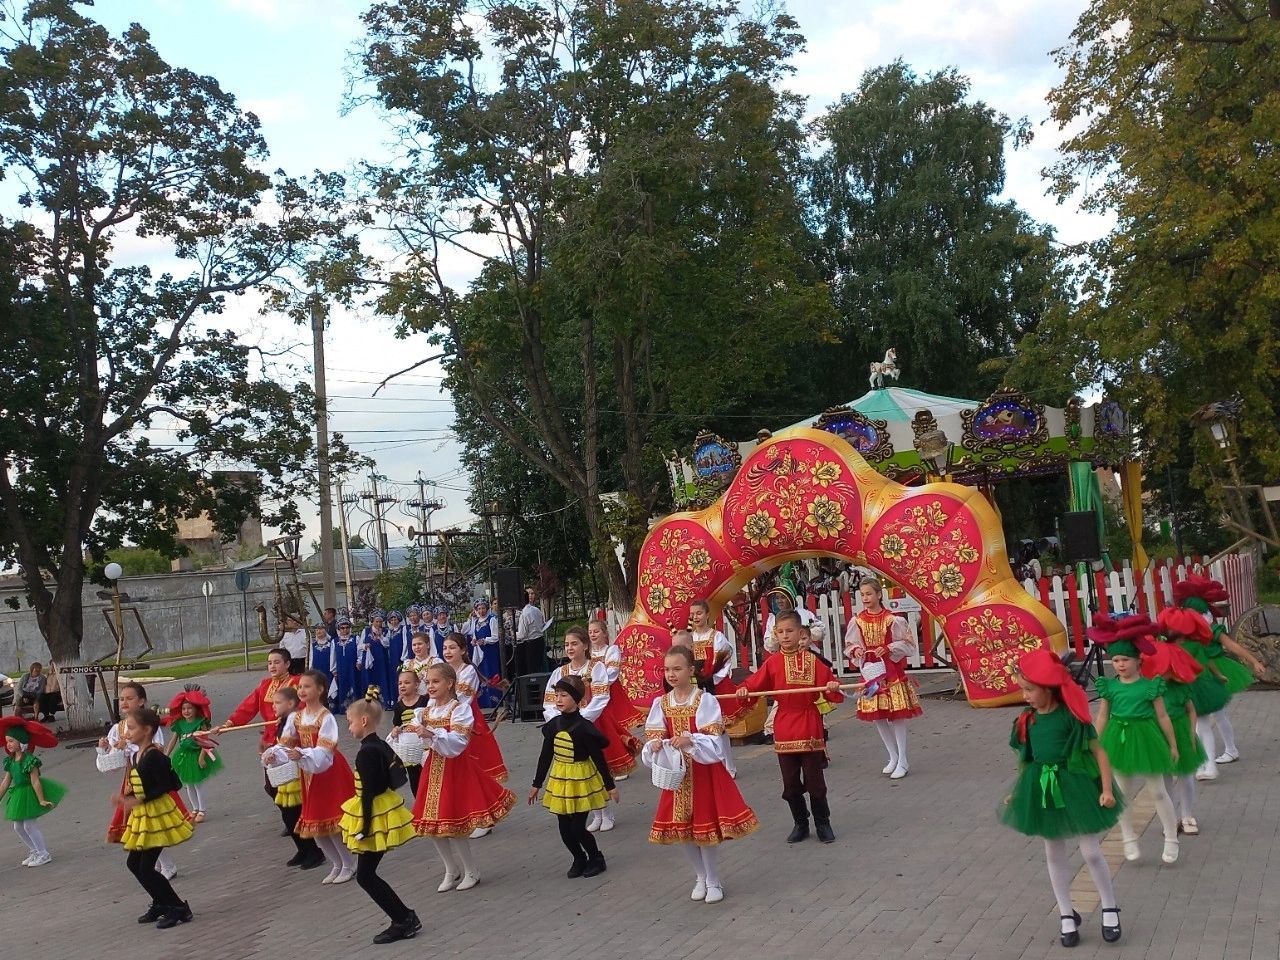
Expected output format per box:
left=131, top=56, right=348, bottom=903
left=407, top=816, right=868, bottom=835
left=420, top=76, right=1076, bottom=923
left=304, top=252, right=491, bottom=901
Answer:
left=1043, top=838, right=1076, bottom=927
left=432, top=838, right=460, bottom=877
left=156, top=850, right=176, bottom=875
left=873, top=719, right=897, bottom=765
left=452, top=837, right=478, bottom=876
left=719, top=734, right=736, bottom=776
left=682, top=845, right=706, bottom=881
left=1213, top=710, right=1238, bottom=755
left=700, top=846, right=721, bottom=887
left=1194, top=716, right=1217, bottom=761
left=891, top=720, right=909, bottom=768
left=1078, top=834, right=1117, bottom=909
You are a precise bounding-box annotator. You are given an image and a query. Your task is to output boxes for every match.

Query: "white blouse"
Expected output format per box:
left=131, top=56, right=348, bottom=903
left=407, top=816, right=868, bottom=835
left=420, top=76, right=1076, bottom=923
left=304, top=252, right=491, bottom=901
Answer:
left=262, top=707, right=337, bottom=775
left=690, top=629, right=735, bottom=683
left=542, top=662, right=610, bottom=723
left=411, top=700, right=473, bottom=758
left=453, top=663, right=483, bottom=708
left=589, top=644, right=624, bottom=684
left=98, top=718, right=165, bottom=763
left=640, top=689, right=725, bottom=766
left=842, top=612, right=914, bottom=666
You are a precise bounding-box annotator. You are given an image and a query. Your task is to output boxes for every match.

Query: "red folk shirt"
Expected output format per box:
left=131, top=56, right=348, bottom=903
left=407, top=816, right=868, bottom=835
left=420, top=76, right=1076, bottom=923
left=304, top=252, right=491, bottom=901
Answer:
left=740, top=650, right=843, bottom=754
left=225, top=674, right=301, bottom=750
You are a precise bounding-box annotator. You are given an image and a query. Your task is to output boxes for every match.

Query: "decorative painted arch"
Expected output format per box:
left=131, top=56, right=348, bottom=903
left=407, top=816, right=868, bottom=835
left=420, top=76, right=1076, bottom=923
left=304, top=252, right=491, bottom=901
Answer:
left=617, top=428, right=1066, bottom=708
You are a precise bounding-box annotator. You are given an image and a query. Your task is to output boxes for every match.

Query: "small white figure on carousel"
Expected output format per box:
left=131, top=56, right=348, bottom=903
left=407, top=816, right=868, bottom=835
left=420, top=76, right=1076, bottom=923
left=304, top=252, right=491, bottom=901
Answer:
left=868, top=348, right=900, bottom=389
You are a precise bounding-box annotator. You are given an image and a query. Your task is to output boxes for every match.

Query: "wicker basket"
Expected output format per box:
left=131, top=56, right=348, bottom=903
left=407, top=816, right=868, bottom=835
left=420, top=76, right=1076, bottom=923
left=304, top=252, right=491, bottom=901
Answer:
left=649, top=743, right=686, bottom=792
left=266, top=759, right=299, bottom=788
left=390, top=733, right=424, bottom=766
left=95, top=749, right=128, bottom=774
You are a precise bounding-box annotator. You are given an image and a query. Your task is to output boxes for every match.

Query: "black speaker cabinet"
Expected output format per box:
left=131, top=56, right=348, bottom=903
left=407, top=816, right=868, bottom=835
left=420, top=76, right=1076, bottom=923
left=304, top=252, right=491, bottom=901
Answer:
left=517, top=672, right=551, bottom=720
left=1061, top=511, right=1103, bottom=563
left=495, top=567, right=523, bottom=609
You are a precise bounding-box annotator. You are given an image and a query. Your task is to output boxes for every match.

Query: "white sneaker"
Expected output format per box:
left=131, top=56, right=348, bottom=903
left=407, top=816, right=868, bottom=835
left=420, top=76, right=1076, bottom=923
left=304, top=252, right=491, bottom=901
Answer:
left=704, top=884, right=724, bottom=904
left=690, top=879, right=707, bottom=901
left=469, top=826, right=492, bottom=839
left=321, top=865, right=340, bottom=884
left=882, top=759, right=898, bottom=775
left=1162, top=838, right=1180, bottom=864
left=1122, top=839, right=1141, bottom=862
left=890, top=764, right=908, bottom=780
left=599, top=809, right=615, bottom=832
left=586, top=810, right=602, bottom=832
left=437, top=873, right=459, bottom=893
left=614, top=774, right=628, bottom=781
left=158, top=862, right=177, bottom=880
left=332, top=867, right=355, bottom=884
left=455, top=873, right=480, bottom=891
left=1215, top=752, right=1239, bottom=764
left=27, top=852, right=52, bottom=868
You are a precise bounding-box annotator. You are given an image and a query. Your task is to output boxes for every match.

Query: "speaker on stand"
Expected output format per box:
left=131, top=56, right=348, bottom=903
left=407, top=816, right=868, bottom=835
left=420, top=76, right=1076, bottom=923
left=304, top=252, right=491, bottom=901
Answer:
left=1060, top=510, right=1107, bottom=690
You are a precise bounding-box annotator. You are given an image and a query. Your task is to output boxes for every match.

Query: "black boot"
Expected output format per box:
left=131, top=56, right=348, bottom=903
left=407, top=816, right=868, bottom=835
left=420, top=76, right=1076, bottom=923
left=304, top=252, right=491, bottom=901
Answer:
left=286, top=850, right=307, bottom=867
left=567, top=859, right=587, bottom=878
left=155, top=902, right=193, bottom=930
left=582, top=854, right=607, bottom=878
left=402, top=912, right=421, bottom=937
left=137, top=903, right=166, bottom=924
left=815, top=820, right=836, bottom=843
left=786, top=819, right=810, bottom=843
left=1101, top=907, right=1121, bottom=943
left=299, top=847, right=327, bottom=870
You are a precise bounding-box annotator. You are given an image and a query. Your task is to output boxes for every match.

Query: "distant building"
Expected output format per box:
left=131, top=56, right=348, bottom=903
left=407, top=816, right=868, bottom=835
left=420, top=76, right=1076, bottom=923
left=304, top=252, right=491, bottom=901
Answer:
left=175, top=470, right=264, bottom=563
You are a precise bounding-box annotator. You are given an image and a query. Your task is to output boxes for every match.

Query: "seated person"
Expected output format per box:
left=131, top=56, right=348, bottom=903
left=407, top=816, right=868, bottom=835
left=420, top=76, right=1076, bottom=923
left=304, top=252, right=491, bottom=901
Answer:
left=39, top=662, right=63, bottom=721
left=17, top=663, right=47, bottom=717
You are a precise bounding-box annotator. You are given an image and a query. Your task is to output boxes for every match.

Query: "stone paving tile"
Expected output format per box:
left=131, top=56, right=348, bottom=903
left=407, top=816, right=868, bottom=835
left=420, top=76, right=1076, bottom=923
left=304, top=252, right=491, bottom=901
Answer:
left=4, top=672, right=1278, bottom=960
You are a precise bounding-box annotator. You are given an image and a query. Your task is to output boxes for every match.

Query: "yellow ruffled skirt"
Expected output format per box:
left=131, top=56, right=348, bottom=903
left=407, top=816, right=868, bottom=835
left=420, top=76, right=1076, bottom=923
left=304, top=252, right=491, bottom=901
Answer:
left=273, top=778, right=302, bottom=809
left=340, top=786, right=415, bottom=853
left=121, top=795, right=195, bottom=851
left=542, top=755, right=609, bottom=816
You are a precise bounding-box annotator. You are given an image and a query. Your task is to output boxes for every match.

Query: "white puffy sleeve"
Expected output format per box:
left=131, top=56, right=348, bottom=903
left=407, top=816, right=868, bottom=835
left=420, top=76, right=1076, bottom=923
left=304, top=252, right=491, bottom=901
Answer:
left=292, top=712, right=337, bottom=775
left=581, top=662, right=611, bottom=722
left=427, top=702, right=472, bottom=758
left=542, top=667, right=561, bottom=723
left=887, top=615, right=915, bottom=662
left=261, top=713, right=294, bottom=767
left=687, top=692, right=727, bottom=765
left=641, top=698, right=668, bottom=760
left=804, top=609, right=827, bottom=645
left=598, top=645, right=623, bottom=685
left=843, top=618, right=866, bottom=665
left=763, top=614, right=780, bottom=653
left=455, top=664, right=479, bottom=708
left=712, top=632, right=734, bottom=683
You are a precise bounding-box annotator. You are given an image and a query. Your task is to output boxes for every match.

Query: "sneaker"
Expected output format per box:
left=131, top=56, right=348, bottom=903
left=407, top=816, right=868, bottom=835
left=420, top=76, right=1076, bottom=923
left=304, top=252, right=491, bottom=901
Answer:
left=373, top=922, right=409, bottom=945
left=690, top=879, right=707, bottom=901
left=455, top=873, right=480, bottom=891
left=155, top=902, right=193, bottom=930
left=469, top=826, right=491, bottom=839
left=585, top=810, right=602, bottom=832
left=598, top=809, right=615, bottom=832
left=26, top=852, right=52, bottom=868
left=704, top=884, right=724, bottom=904
left=437, top=873, right=459, bottom=893
left=137, top=903, right=166, bottom=924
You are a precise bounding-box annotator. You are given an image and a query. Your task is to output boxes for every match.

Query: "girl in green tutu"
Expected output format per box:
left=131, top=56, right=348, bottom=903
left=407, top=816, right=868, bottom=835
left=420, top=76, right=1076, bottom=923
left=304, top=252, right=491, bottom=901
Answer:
left=1157, top=605, right=1230, bottom=782
left=1140, top=639, right=1207, bottom=836
left=1000, top=647, right=1122, bottom=948
left=1088, top=613, right=1180, bottom=864
left=164, top=687, right=223, bottom=823
left=0, top=717, right=66, bottom=867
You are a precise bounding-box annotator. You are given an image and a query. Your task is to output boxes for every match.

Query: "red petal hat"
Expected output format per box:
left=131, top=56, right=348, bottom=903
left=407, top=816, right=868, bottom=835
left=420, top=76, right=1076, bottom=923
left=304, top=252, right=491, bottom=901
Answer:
left=1157, top=606, right=1212, bottom=644
left=0, top=716, right=59, bottom=749
left=1140, top=642, right=1203, bottom=684
left=164, top=687, right=213, bottom=724
left=1172, top=573, right=1229, bottom=609
left=1085, top=612, right=1157, bottom=653
left=1016, top=647, right=1092, bottom=725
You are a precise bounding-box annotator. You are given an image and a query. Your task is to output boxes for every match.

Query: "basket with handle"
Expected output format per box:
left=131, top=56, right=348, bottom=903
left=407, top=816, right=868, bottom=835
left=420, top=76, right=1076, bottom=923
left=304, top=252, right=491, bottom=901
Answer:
left=95, top=749, right=128, bottom=774
left=389, top=732, right=424, bottom=766
left=266, top=759, right=299, bottom=788
left=649, top=743, right=686, bottom=792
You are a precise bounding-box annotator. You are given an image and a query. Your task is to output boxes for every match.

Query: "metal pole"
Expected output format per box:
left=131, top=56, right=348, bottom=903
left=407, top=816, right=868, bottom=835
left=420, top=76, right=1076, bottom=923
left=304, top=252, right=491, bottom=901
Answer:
left=111, top=583, right=126, bottom=710
left=371, top=472, right=389, bottom=572
left=312, top=300, right=338, bottom=612
left=336, top=481, right=356, bottom=612
left=241, top=590, right=250, bottom=671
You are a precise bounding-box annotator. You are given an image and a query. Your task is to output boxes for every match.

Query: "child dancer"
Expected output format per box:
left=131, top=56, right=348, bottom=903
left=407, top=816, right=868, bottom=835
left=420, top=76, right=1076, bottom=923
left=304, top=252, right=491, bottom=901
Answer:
left=116, top=708, right=194, bottom=929
left=333, top=617, right=360, bottom=710
left=403, top=631, right=441, bottom=697
left=737, top=611, right=844, bottom=843
left=164, top=687, right=223, bottom=823
left=688, top=600, right=747, bottom=776
left=1157, top=606, right=1229, bottom=781
left=98, top=681, right=181, bottom=879
left=311, top=624, right=336, bottom=705
left=340, top=697, right=420, bottom=945
left=390, top=668, right=429, bottom=797
left=442, top=633, right=509, bottom=837
left=270, top=685, right=326, bottom=869
left=843, top=578, right=921, bottom=779
left=1000, top=648, right=1122, bottom=948
left=462, top=599, right=502, bottom=709
left=588, top=619, right=645, bottom=782
left=409, top=663, right=516, bottom=891
left=543, top=627, right=618, bottom=831
left=644, top=646, right=758, bottom=904
left=263, top=670, right=358, bottom=885
left=0, top=717, right=66, bottom=867
left=1141, top=638, right=1207, bottom=836
left=529, top=674, right=618, bottom=878
left=1088, top=615, right=1181, bottom=864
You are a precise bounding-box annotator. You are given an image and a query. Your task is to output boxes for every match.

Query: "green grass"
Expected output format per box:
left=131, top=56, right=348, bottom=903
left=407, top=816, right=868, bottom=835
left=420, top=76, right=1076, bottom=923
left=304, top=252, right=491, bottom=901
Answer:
left=1259, top=590, right=1280, bottom=606
left=135, top=651, right=270, bottom=681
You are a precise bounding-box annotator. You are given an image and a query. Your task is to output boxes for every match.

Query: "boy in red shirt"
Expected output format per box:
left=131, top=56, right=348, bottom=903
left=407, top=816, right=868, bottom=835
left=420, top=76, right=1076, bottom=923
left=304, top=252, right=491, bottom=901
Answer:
left=737, top=611, right=845, bottom=843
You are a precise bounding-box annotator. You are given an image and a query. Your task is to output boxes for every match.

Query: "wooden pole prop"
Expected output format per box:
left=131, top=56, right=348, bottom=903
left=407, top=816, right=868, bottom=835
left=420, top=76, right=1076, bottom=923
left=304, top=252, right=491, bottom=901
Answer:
left=715, top=682, right=866, bottom=700
left=216, top=720, right=274, bottom=733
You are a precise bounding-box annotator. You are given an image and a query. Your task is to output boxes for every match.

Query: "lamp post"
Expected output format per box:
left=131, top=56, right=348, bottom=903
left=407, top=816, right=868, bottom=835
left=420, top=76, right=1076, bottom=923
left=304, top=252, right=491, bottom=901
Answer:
left=104, top=562, right=126, bottom=714
left=914, top=427, right=956, bottom=482
left=1190, top=397, right=1280, bottom=552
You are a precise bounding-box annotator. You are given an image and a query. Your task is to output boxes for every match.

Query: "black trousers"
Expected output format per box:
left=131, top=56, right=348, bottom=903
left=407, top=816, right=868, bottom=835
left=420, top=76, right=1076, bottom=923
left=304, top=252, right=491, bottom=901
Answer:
left=778, top=751, right=831, bottom=823
left=556, top=811, right=601, bottom=864
left=289, top=657, right=306, bottom=675
left=406, top=764, right=422, bottom=797
left=357, top=852, right=413, bottom=923
left=127, top=848, right=182, bottom=908
left=279, top=804, right=321, bottom=857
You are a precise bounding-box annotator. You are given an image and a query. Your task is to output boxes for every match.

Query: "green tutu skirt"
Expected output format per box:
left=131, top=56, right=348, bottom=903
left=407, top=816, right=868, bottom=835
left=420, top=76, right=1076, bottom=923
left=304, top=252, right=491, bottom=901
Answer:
left=1211, top=655, right=1254, bottom=695
left=1188, top=672, right=1230, bottom=716
left=1000, top=762, right=1123, bottom=839
left=1169, top=713, right=1206, bottom=775
left=542, top=756, right=609, bottom=816
left=1100, top=717, right=1175, bottom=776
left=171, top=746, right=224, bottom=786
left=4, top=778, right=67, bottom=822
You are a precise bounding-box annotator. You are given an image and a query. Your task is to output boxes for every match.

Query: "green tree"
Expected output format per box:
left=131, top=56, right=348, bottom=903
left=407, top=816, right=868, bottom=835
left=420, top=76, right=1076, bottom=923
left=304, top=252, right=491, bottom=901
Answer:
left=0, top=2, right=359, bottom=727
left=807, top=61, right=1072, bottom=399
left=357, top=0, right=835, bottom=606
left=1027, top=1, right=1280, bottom=482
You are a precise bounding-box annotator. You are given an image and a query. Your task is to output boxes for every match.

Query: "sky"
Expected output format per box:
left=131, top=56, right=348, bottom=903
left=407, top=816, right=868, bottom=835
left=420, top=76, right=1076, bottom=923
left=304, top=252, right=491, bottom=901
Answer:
left=73, top=0, right=1107, bottom=555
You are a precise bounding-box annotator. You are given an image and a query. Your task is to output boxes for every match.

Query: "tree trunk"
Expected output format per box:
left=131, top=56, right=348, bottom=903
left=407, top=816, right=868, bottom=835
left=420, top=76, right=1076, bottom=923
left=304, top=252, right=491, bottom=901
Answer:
left=42, top=579, right=99, bottom=733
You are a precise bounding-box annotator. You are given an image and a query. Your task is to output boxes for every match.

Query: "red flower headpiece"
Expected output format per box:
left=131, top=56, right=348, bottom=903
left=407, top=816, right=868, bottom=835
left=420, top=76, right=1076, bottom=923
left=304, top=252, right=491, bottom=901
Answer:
left=1016, top=647, right=1092, bottom=726
left=1172, top=573, right=1229, bottom=610
left=1140, top=642, right=1203, bottom=684
left=1156, top=606, right=1212, bottom=644
left=1085, top=612, right=1157, bottom=653
left=164, top=688, right=212, bottom=724
left=0, top=716, right=58, bottom=750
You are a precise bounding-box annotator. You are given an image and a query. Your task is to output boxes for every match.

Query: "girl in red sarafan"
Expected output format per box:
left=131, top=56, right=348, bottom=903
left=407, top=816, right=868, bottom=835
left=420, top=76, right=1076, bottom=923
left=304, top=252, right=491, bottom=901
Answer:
left=688, top=600, right=747, bottom=777
left=642, top=646, right=758, bottom=905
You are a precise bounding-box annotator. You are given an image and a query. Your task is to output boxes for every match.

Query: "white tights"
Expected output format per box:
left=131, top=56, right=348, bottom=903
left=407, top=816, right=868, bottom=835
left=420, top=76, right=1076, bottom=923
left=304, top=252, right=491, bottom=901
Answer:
left=157, top=850, right=176, bottom=875
left=681, top=844, right=722, bottom=887
left=13, top=820, right=48, bottom=856
left=1209, top=710, right=1238, bottom=755
left=432, top=837, right=478, bottom=878
left=315, top=833, right=356, bottom=872
left=1114, top=773, right=1178, bottom=841
left=1165, top=775, right=1196, bottom=820
left=1194, top=716, right=1218, bottom=769
left=872, top=719, right=910, bottom=769
left=183, top=783, right=206, bottom=813
left=1044, top=834, right=1116, bottom=928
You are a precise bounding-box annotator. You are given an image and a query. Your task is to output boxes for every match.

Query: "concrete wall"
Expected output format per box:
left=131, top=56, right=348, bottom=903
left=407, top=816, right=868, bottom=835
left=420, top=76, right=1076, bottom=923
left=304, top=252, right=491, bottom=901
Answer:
left=0, top=568, right=368, bottom=669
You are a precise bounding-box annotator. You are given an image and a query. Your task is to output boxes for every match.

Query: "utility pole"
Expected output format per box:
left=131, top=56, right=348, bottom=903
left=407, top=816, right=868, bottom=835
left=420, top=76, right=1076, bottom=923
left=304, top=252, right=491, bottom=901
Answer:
left=407, top=473, right=445, bottom=596
left=311, top=300, right=337, bottom=612
left=363, top=472, right=392, bottom=573
left=336, top=481, right=357, bottom=612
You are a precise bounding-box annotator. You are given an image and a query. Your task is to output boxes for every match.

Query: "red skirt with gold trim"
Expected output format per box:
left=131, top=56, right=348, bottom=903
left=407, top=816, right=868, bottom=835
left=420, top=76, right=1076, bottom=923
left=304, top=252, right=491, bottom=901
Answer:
left=106, top=771, right=191, bottom=844
left=595, top=710, right=639, bottom=777
left=411, top=750, right=516, bottom=838
left=465, top=700, right=509, bottom=783
left=650, top=760, right=758, bottom=846
left=714, top=677, right=750, bottom=726
left=297, top=753, right=356, bottom=838
left=855, top=668, right=922, bottom=723
left=602, top=678, right=646, bottom=730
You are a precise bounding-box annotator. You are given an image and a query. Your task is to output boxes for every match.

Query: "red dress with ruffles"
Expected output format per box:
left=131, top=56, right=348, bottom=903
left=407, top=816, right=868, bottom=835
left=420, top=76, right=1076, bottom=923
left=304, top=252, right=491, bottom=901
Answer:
left=692, top=631, right=749, bottom=725
left=411, top=701, right=516, bottom=838
left=457, top=666, right=509, bottom=782
left=283, top=709, right=356, bottom=839
left=849, top=609, right=922, bottom=722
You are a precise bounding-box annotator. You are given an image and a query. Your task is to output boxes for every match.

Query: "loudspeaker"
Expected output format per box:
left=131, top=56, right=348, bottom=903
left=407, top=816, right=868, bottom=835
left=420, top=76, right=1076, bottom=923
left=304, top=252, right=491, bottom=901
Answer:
left=516, top=672, right=551, bottom=721
left=1061, top=511, right=1102, bottom=563
left=495, top=567, right=523, bottom=610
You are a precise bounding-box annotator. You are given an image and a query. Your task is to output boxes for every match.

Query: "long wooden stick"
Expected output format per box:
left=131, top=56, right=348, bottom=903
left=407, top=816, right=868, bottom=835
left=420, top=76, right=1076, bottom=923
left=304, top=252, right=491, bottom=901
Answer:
left=217, top=720, right=274, bottom=733
left=715, top=682, right=866, bottom=700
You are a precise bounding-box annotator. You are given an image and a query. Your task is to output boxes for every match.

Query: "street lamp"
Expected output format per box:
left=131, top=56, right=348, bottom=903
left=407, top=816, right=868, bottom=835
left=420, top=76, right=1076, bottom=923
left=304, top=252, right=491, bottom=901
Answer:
left=914, top=427, right=956, bottom=481
left=103, top=562, right=126, bottom=715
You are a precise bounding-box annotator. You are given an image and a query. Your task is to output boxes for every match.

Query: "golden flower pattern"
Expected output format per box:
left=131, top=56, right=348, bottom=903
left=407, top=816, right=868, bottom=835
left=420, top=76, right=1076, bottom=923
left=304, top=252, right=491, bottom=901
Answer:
left=743, top=511, right=778, bottom=547
left=954, top=606, right=1047, bottom=692
left=636, top=524, right=730, bottom=628
left=869, top=499, right=980, bottom=608
left=806, top=495, right=845, bottom=539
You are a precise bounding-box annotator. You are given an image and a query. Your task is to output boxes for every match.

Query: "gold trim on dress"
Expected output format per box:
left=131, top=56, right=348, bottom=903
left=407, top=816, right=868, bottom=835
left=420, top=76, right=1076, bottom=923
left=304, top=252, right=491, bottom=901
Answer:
left=772, top=737, right=826, bottom=753
left=783, top=650, right=817, bottom=686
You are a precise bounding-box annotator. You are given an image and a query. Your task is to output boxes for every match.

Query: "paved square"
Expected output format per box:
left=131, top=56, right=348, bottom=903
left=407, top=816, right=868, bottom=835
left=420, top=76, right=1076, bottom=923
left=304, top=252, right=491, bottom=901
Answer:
left=5, top=672, right=1278, bottom=960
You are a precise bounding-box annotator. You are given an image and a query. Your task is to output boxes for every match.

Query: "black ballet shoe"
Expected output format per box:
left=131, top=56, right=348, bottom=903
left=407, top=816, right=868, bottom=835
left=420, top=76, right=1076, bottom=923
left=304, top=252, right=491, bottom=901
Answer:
left=1059, top=914, right=1080, bottom=948
left=285, top=851, right=307, bottom=867
left=1101, top=907, right=1121, bottom=943
left=155, top=902, right=193, bottom=930
left=373, top=920, right=417, bottom=945
left=786, top=820, right=810, bottom=843
left=582, top=854, right=606, bottom=878
left=567, top=859, right=587, bottom=878
left=137, top=903, right=166, bottom=924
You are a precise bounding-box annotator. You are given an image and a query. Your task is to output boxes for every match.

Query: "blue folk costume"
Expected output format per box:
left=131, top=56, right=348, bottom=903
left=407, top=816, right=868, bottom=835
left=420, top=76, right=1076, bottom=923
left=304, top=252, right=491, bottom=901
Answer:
left=310, top=631, right=336, bottom=705
left=386, top=612, right=411, bottom=682
left=463, top=601, right=502, bottom=709
left=360, top=614, right=395, bottom=706
left=332, top=618, right=360, bottom=709
left=427, top=606, right=454, bottom=660
left=403, top=605, right=427, bottom=659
